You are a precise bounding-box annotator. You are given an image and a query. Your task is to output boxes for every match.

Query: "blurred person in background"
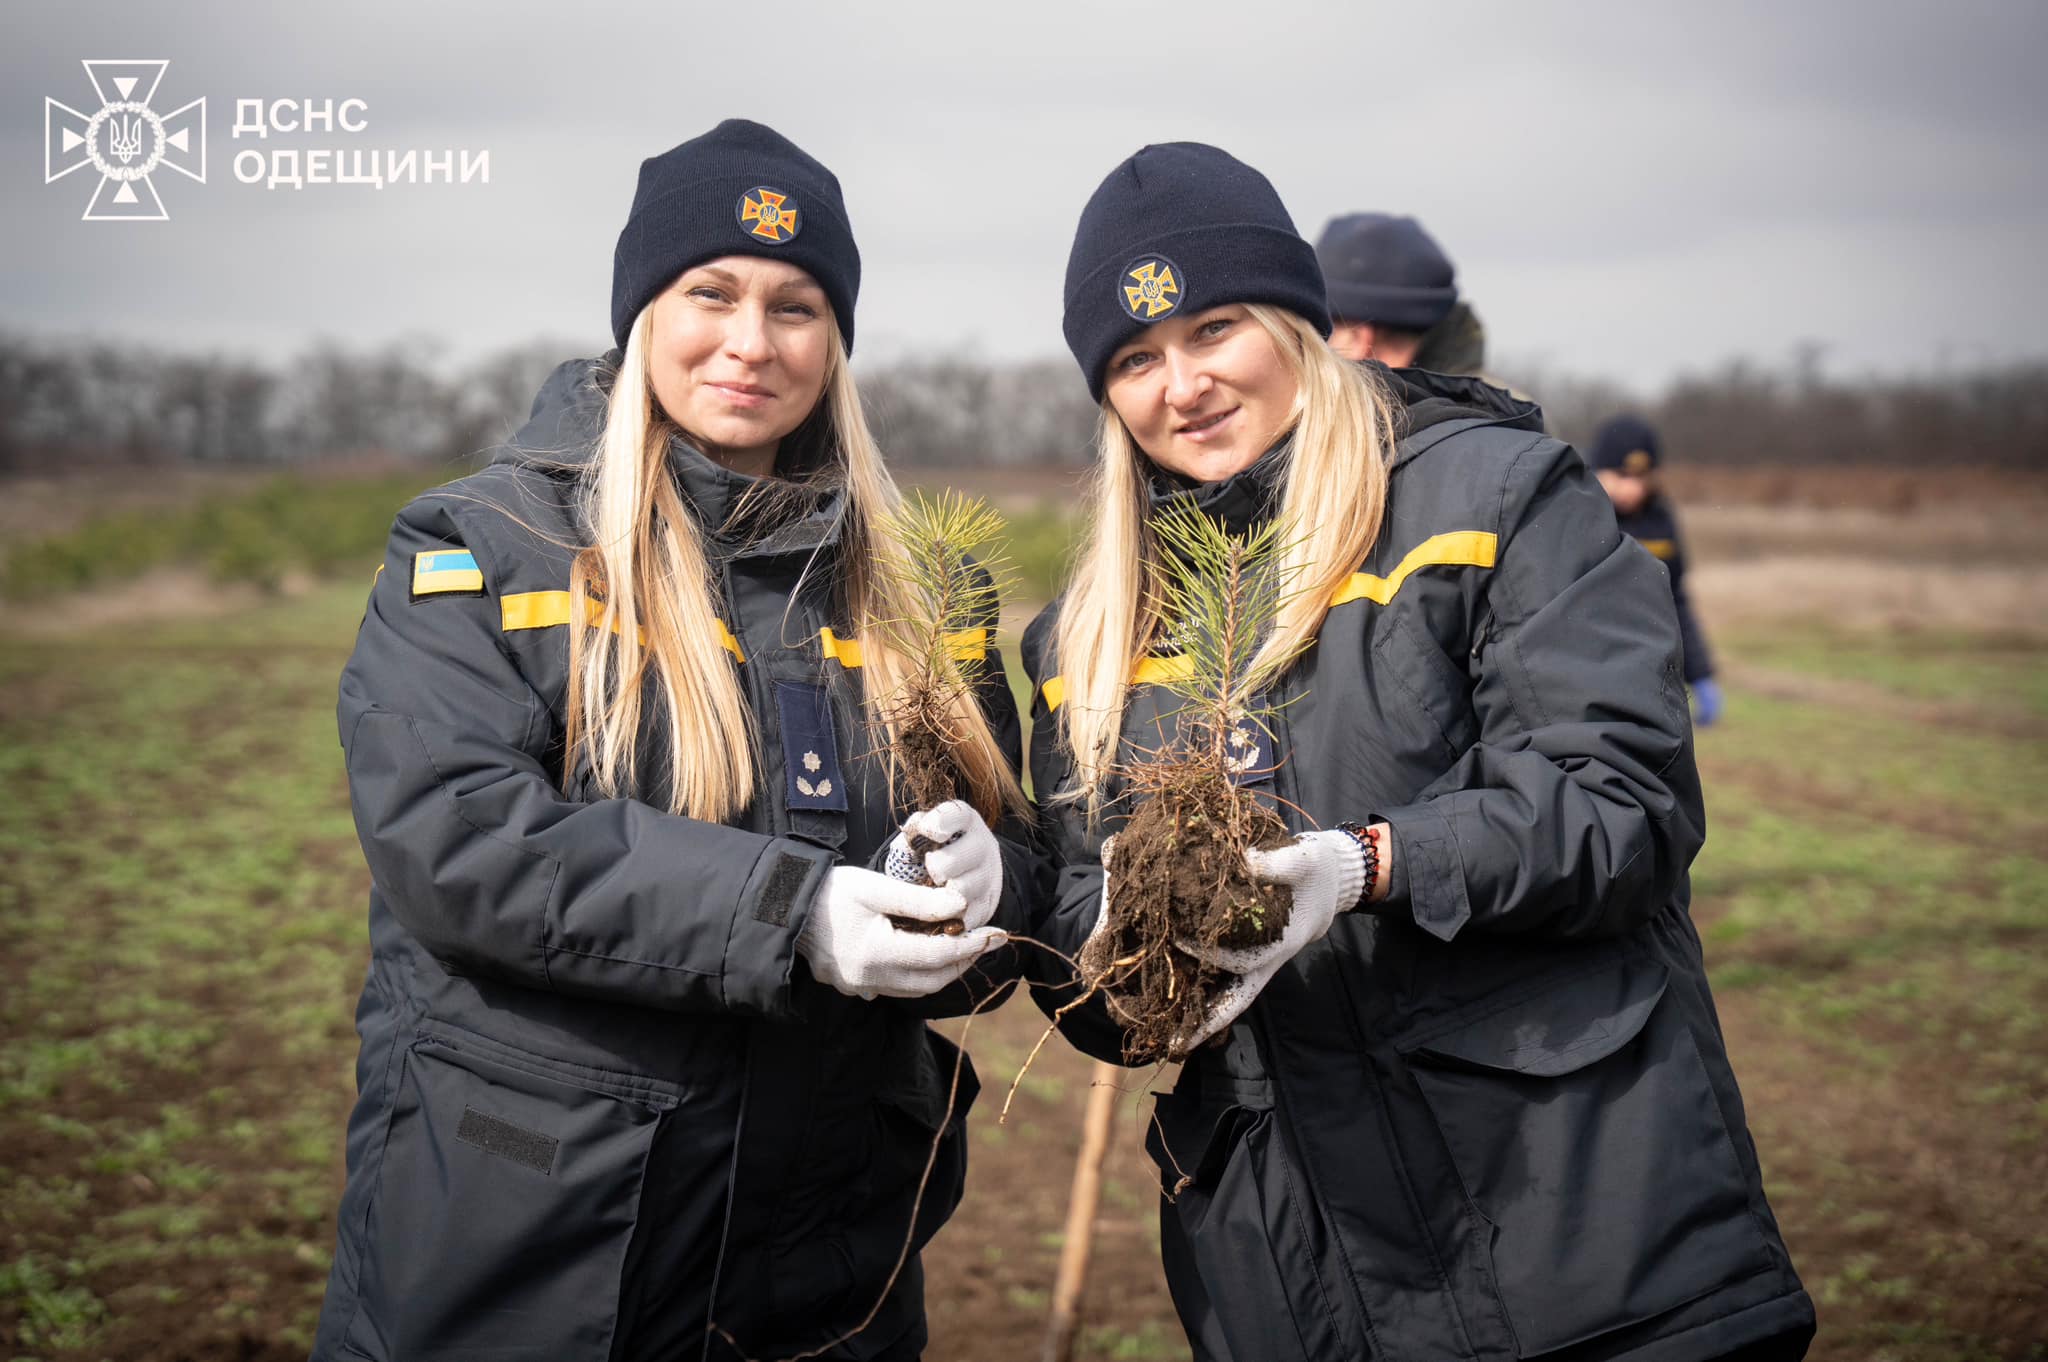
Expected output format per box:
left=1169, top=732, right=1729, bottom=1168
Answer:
left=1023, top=141, right=1812, bottom=1362
left=1314, top=211, right=1489, bottom=376
left=1589, top=413, right=1722, bottom=727
left=313, top=118, right=1040, bottom=1362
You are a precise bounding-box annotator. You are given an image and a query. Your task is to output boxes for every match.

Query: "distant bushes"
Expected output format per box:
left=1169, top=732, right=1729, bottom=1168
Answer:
left=1, top=473, right=1090, bottom=608
left=2, top=475, right=436, bottom=599
left=1003, top=503, right=1085, bottom=604
left=1503, top=352, right=2048, bottom=470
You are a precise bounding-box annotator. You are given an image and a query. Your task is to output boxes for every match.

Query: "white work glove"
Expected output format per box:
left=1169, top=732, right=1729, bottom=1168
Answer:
left=1075, top=833, right=1119, bottom=969
left=1174, top=831, right=1366, bottom=1050
left=883, top=800, right=1003, bottom=931
left=799, top=866, right=1006, bottom=1000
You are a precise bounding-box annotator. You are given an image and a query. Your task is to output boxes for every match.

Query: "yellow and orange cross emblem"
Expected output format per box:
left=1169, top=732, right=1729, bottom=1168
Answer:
left=1124, top=260, right=1180, bottom=319
left=740, top=188, right=799, bottom=242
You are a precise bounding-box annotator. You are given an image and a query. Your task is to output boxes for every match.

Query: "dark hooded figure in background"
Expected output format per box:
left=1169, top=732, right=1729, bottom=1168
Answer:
left=1315, top=211, right=1490, bottom=378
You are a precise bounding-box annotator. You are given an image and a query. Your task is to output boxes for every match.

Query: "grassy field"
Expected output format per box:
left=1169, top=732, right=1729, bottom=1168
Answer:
left=2, top=482, right=2045, bottom=1359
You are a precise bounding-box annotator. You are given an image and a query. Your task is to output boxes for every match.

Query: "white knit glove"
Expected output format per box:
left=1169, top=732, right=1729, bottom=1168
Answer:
left=1174, top=831, right=1366, bottom=1049
left=883, top=800, right=1002, bottom=931
left=1077, top=833, right=1119, bottom=965
left=799, top=866, right=1006, bottom=1000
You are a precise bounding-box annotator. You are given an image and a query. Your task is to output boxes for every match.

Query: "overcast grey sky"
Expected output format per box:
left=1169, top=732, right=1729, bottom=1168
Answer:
left=7, top=0, right=2045, bottom=391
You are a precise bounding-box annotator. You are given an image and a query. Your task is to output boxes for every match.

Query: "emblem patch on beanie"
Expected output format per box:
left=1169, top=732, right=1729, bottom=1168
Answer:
left=1120, top=256, right=1182, bottom=321
left=737, top=187, right=800, bottom=243
left=1624, top=449, right=1653, bottom=475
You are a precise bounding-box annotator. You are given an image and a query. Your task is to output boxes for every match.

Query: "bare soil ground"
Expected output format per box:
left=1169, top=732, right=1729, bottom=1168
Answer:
left=3, top=463, right=2043, bottom=1360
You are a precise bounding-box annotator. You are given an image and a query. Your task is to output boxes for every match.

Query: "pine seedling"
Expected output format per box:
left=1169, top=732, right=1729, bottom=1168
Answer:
left=1084, top=499, right=1313, bottom=1062
left=866, top=488, right=1014, bottom=816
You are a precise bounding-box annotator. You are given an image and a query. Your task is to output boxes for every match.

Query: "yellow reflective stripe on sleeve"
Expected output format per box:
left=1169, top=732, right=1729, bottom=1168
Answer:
left=820, top=627, right=988, bottom=670
left=1328, top=531, right=1498, bottom=607
left=498, top=590, right=745, bottom=662
left=1638, top=538, right=1676, bottom=561
left=1040, top=531, right=1499, bottom=713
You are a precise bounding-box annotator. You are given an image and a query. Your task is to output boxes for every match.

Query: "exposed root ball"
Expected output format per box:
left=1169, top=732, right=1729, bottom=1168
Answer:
left=893, top=720, right=959, bottom=812
left=886, top=708, right=968, bottom=936
left=1082, top=781, right=1292, bottom=1063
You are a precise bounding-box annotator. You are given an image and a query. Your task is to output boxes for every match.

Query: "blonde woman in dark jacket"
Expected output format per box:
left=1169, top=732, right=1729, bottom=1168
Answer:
left=314, top=120, right=1040, bottom=1362
left=1024, top=142, right=1814, bottom=1362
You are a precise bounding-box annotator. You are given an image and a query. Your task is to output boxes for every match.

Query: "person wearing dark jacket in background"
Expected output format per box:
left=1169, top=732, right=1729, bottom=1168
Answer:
left=312, top=119, right=1042, bottom=1362
left=1025, top=142, right=1812, bottom=1361
left=1315, top=211, right=1490, bottom=377
left=1589, top=413, right=1722, bottom=727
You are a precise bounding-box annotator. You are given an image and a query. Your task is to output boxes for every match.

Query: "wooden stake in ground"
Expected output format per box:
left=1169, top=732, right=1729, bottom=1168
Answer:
left=1042, top=1061, right=1122, bottom=1362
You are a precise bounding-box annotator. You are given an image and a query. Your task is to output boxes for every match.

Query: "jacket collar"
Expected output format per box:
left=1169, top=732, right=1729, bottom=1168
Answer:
left=1378, top=362, right=1546, bottom=467
left=1143, top=438, right=1290, bottom=539
left=495, top=351, right=844, bottom=560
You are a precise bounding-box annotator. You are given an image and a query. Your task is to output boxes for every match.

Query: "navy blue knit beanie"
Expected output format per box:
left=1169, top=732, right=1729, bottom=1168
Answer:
left=1588, top=414, right=1662, bottom=474
left=1063, top=143, right=1329, bottom=402
left=611, top=119, right=860, bottom=353
left=1314, top=213, right=1458, bottom=329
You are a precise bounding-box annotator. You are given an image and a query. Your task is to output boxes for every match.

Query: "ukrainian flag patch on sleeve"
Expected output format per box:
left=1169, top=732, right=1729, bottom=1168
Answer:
left=410, top=548, right=485, bottom=600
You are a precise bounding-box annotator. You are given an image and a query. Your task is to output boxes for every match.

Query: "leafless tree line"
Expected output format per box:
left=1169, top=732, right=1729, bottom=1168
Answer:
left=1507, top=346, right=2048, bottom=470
left=1, top=334, right=2041, bottom=474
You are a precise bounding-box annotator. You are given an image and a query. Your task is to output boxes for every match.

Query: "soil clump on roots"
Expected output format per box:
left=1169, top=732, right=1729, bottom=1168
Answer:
left=1083, top=771, right=1293, bottom=1062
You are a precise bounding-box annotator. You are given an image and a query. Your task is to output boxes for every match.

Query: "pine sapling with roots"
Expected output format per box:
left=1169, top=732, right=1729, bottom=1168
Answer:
left=868, top=490, right=1012, bottom=932
left=1081, top=501, right=1307, bottom=1063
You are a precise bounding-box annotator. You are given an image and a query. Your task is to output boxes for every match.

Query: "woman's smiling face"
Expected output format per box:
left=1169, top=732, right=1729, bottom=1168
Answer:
left=646, top=255, right=833, bottom=471
left=1102, top=305, right=1300, bottom=484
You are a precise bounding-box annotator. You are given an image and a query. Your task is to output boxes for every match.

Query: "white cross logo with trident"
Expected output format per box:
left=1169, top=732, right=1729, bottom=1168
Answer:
left=45, top=60, right=206, bottom=221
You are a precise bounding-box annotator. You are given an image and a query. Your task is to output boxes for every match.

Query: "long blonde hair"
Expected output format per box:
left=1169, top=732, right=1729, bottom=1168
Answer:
left=563, top=304, right=1026, bottom=825
left=1052, top=305, right=1397, bottom=812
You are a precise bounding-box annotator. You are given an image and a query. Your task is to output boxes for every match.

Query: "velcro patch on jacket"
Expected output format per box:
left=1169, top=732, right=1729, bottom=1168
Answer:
left=753, top=849, right=813, bottom=927
left=454, top=1105, right=558, bottom=1175
left=775, top=680, right=848, bottom=812
left=410, top=549, right=485, bottom=600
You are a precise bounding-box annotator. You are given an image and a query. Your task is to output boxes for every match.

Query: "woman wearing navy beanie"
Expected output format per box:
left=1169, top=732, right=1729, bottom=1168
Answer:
left=312, top=119, right=1041, bottom=1361
left=1023, top=142, right=1813, bottom=1361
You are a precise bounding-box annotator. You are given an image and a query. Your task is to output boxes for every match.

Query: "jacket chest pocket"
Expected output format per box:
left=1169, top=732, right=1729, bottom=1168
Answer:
left=343, top=1026, right=685, bottom=1362
left=1371, top=610, right=1479, bottom=766
left=1397, top=959, right=1772, bottom=1355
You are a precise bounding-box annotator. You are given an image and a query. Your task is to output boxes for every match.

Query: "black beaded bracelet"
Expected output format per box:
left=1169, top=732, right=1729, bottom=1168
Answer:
left=1333, top=820, right=1380, bottom=910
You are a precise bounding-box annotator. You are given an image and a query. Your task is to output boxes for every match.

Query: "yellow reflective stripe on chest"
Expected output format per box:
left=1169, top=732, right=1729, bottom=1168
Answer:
left=497, top=593, right=986, bottom=671
left=1038, top=530, right=1498, bottom=712
left=1638, top=538, right=1676, bottom=561
left=818, top=627, right=989, bottom=670
left=1328, top=531, right=1498, bottom=606
left=499, top=590, right=746, bottom=661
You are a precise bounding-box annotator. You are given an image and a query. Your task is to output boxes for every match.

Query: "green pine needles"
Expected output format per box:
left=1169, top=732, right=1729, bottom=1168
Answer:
left=1146, top=498, right=1307, bottom=766
left=868, top=489, right=1014, bottom=814
left=1080, top=500, right=1308, bottom=1063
